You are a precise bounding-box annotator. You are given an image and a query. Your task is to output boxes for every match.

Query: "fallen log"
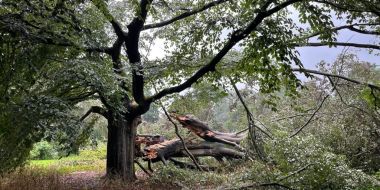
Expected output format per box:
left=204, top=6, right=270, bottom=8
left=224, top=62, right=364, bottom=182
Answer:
left=171, top=113, right=246, bottom=151
left=142, top=139, right=244, bottom=163
left=136, top=114, right=247, bottom=171
left=171, top=114, right=246, bottom=143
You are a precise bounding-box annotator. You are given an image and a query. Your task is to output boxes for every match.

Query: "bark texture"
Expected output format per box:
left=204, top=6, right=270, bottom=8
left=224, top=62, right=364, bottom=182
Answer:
left=106, top=114, right=140, bottom=180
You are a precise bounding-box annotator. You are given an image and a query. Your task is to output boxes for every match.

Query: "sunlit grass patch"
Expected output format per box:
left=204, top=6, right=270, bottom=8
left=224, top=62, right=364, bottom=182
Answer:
left=29, top=159, right=58, bottom=168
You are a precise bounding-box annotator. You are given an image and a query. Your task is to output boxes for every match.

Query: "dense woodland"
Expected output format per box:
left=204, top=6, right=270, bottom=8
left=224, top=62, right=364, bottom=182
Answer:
left=0, top=0, right=380, bottom=189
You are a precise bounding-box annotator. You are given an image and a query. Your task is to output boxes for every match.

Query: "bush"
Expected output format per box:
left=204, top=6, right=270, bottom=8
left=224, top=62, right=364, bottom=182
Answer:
left=151, top=163, right=225, bottom=189
left=29, top=141, right=58, bottom=160
left=260, top=135, right=380, bottom=189
left=77, top=144, right=107, bottom=160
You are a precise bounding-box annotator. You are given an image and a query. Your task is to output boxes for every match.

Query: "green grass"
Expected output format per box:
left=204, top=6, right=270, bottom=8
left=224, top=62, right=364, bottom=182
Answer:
left=27, top=147, right=106, bottom=174
left=29, top=160, right=57, bottom=167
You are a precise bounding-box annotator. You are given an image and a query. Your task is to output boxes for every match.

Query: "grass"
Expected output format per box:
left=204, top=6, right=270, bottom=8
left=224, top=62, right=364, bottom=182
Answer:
left=29, top=158, right=106, bottom=174
left=29, top=159, right=56, bottom=167
left=27, top=148, right=106, bottom=174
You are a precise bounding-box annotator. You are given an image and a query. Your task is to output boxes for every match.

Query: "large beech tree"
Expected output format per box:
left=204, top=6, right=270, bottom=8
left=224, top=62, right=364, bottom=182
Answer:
left=0, top=0, right=379, bottom=181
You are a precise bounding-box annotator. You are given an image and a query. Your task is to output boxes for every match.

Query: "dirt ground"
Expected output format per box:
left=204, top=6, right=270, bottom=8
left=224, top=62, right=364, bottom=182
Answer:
left=59, top=171, right=180, bottom=190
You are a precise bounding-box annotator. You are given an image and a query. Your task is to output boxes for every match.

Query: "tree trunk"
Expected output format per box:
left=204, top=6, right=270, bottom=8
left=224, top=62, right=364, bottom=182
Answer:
left=106, top=114, right=139, bottom=181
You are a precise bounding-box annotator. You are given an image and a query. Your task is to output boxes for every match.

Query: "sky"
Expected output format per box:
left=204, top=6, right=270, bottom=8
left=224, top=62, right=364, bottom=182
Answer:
left=298, top=30, right=379, bottom=70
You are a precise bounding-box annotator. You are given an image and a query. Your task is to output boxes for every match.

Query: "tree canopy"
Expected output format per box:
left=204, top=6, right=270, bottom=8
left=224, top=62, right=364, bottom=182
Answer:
left=0, top=0, right=379, bottom=181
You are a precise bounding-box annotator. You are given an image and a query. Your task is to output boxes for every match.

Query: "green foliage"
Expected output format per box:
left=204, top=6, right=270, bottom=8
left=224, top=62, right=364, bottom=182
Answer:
left=361, top=87, right=380, bottom=109
left=77, top=144, right=107, bottom=160
left=263, top=135, right=378, bottom=189
left=29, top=141, right=58, bottom=160
left=28, top=144, right=106, bottom=174
left=169, top=82, right=228, bottom=122
left=151, top=163, right=225, bottom=188
left=143, top=102, right=160, bottom=123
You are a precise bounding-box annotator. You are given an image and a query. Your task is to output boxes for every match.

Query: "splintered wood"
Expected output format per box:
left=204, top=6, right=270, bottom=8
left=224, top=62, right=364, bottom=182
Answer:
left=135, top=114, right=247, bottom=169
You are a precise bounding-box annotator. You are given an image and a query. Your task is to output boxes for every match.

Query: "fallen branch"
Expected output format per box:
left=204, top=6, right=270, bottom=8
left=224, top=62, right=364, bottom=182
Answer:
left=143, top=140, right=244, bottom=163
left=230, top=78, right=268, bottom=161
left=171, top=114, right=246, bottom=151
left=289, top=95, right=329, bottom=138
left=134, top=160, right=152, bottom=177
left=159, top=102, right=203, bottom=171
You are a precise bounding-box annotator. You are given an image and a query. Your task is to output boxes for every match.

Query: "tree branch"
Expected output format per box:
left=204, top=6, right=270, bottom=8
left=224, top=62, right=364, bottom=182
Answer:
left=127, top=0, right=152, bottom=104
left=147, top=0, right=303, bottom=103
left=80, top=106, right=108, bottom=121
left=152, top=83, right=203, bottom=171
left=314, top=0, right=380, bottom=16
left=296, top=23, right=380, bottom=41
left=289, top=95, right=329, bottom=138
left=297, top=42, right=380, bottom=50
left=346, top=26, right=380, bottom=35
left=231, top=79, right=268, bottom=161
left=142, top=0, right=229, bottom=30
left=91, top=0, right=125, bottom=38
left=159, top=102, right=204, bottom=171
left=292, top=68, right=380, bottom=91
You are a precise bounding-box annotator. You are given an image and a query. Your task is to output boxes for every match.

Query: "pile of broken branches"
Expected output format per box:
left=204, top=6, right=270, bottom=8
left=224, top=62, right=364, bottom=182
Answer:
left=135, top=113, right=247, bottom=172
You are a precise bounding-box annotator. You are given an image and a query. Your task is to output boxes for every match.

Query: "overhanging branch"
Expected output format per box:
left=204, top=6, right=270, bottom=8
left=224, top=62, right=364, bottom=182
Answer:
left=296, top=23, right=380, bottom=41
left=292, top=68, right=380, bottom=91
left=297, top=42, right=380, bottom=50
left=142, top=0, right=230, bottom=30
left=80, top=106, right=108, bottom=121
left=347, top=26, right=380, bottom=35
left=147, top=0, right=303, bottom=103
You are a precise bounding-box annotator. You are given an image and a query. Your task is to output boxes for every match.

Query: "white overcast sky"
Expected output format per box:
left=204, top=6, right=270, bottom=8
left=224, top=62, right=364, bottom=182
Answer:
left=298, top=30, right=379, bottom=69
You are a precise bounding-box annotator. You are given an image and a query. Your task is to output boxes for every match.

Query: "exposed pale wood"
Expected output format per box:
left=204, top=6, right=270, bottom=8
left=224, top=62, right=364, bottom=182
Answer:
left=135, top=114, right=246, bottom=171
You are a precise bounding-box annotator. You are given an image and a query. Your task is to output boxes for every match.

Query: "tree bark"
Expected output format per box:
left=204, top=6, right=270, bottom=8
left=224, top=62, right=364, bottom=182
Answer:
left=106, top=113, right=140, bottom=181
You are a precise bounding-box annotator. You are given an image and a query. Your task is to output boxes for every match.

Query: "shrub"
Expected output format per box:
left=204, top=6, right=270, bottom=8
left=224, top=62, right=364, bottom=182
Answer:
left=260, top=135, right=380, bottom=189
left=77, top=144, right=107, bottom=160
left=151, top=163, right=225, bottom=189
left=29, top=141, right=58, bottom=160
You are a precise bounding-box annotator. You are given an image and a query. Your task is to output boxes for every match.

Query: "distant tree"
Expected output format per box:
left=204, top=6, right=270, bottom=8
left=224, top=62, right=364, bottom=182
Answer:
left=1, top=0, right=379, bottom=181
left=142, top=102, right=159, bottom=123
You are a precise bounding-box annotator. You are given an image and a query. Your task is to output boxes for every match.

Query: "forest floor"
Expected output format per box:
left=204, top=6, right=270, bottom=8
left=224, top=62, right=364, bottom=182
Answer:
left=0, top=147, right=236, bottom=190
left=59, top=171, right=178, bottom=190
left=0, top=169, right=182, bottom=190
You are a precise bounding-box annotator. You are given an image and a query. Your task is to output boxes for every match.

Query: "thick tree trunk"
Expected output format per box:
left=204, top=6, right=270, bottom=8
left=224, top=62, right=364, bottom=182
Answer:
left=106, top=114, right=139, bottom=181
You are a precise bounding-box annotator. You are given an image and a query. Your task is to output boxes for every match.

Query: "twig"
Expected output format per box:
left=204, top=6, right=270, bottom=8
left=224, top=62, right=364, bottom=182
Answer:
left=292, top=68, right=380, bottom=91
left=134, top=160, right=152, bottom=177
left=235, top=127, right=249, bottom=135
left=233, top=164, right=313, bottom=190
left=230, top=78, right=268, bottom=161
left=153, top=84, right=203, bottom=171
left=277, top=163, right=313, bottom=182
left=160, top=104, right=204, bottom=171
left=289, top=95, right=329, bottom=138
